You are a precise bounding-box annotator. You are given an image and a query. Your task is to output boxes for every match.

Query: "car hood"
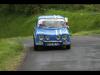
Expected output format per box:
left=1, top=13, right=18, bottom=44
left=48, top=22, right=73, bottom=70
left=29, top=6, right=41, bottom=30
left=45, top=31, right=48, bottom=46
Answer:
left=36, top=27, right=69, bottom=35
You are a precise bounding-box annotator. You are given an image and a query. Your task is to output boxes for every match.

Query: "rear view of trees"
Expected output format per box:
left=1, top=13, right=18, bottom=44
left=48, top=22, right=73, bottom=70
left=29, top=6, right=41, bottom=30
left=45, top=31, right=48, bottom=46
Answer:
left=0, top=4, right=100, bottom=15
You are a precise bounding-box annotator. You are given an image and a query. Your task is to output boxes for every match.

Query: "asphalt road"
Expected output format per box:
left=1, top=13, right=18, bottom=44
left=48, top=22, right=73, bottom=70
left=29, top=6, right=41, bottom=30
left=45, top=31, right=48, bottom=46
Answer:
left=18, top=36, right=100, bottom=71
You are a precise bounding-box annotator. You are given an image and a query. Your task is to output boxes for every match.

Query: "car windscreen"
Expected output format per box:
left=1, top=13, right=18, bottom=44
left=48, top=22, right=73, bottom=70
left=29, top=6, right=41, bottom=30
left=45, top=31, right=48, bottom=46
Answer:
left=38, top=19, right=66, bottom=28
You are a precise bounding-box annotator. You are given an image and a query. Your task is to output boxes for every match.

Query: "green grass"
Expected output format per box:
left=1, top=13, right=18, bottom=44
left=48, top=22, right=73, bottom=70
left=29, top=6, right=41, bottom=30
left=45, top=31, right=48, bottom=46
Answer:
left=0, top=10, right=100, bottom=38
left=0, top=14, right=37, bottom=38
left=0, top=37, right=25, bottom=71
left=0, top=13, right=35, bottom=70
left=73, top=30, right=100, bottom=36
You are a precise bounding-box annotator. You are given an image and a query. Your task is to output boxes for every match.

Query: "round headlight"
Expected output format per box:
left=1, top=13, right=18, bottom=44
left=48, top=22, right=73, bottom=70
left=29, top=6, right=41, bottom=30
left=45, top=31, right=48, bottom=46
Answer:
left=45, top=36, right=49, bottom=40
left=39, top=35, right=44, bottom=40
left=62, top=35, right=67, bottom=40
left=56, top=35, right=60, bottom=40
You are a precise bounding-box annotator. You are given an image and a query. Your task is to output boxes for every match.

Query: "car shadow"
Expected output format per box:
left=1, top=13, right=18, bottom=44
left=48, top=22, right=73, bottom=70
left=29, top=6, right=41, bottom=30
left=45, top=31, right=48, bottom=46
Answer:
left=29, top=46, right=69, bottom=52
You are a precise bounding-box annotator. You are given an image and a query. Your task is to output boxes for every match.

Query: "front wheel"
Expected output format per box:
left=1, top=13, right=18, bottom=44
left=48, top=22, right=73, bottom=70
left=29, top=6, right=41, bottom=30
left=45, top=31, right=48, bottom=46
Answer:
left=34, top=38, right=40, bottom=51
left=66, top=45, right=71, bottom=49
left=34, top=45, right=40, bottom=51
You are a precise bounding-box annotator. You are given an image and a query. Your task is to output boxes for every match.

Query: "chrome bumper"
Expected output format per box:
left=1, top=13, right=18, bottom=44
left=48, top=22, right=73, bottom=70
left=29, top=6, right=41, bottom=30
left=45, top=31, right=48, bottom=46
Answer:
left=44, top=41, right=62, bottom=43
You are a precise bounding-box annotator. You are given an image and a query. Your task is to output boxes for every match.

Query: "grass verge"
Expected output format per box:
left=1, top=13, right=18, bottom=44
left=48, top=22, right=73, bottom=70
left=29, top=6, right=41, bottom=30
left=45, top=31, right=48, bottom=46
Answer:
left=0, top=37, right=25, bottom=71
left=73, top=30, right=100, bottom=36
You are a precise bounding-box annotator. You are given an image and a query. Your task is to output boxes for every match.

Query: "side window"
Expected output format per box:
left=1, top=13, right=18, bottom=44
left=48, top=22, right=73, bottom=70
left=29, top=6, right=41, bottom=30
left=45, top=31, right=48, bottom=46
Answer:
left=38, top=19, right=46, bottom=27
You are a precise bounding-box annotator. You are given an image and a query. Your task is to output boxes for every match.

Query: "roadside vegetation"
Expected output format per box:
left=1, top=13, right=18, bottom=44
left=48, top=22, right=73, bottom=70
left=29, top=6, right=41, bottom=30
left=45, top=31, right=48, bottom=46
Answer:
left=0, top=38, right=25, bottom=71
left=44, top=9, right=100, bottom=35
left=0, top=14, right=37, bottom=38
left=0, top=9, right=100, bottom=38
left=0, top=4, right=100, bottom=70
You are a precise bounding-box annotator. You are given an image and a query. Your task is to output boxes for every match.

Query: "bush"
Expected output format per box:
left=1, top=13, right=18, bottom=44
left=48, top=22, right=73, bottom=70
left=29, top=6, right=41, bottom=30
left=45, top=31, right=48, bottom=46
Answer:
left=91, top=17, right=100, bottom=29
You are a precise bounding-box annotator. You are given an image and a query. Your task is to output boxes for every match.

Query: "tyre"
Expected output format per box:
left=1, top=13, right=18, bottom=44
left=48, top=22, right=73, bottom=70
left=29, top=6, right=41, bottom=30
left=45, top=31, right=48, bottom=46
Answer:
left=34, top=39, right=43, bottom=51
left=34, top=45, right=40, bottom=51
left=34, top=38, right=39, bottom=51
left=66, top=45, right=71, bottom=49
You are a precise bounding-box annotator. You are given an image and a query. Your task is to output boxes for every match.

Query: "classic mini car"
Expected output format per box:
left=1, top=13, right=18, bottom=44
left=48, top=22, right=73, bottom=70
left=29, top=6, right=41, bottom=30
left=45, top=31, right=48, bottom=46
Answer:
left=33, top=15, right=71, bottom=50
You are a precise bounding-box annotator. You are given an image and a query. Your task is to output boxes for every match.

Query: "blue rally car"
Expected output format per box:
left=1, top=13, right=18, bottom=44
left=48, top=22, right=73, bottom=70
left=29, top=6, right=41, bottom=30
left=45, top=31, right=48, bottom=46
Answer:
left=34, top=15, right=71, bottom=50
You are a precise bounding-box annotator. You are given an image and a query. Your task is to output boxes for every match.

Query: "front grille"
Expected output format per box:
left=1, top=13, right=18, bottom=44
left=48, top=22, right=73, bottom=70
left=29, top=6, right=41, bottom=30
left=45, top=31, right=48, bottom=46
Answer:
left=44, top=35, right=60, bottom=41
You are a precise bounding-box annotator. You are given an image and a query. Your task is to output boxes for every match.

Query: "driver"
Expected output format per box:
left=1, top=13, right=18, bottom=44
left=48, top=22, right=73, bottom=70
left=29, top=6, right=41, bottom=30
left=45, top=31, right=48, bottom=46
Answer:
left=38, top=20, right=45, bottom=27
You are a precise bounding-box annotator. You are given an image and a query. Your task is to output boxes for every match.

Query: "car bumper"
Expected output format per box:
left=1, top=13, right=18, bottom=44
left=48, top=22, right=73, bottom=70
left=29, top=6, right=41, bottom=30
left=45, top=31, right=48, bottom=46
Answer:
left=35, top=40, right=71, bottom=46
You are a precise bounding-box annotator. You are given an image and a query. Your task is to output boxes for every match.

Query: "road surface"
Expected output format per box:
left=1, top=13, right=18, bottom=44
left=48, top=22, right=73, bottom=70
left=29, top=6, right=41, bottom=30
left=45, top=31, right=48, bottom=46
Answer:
left=18, top=36, right=100, bottom=71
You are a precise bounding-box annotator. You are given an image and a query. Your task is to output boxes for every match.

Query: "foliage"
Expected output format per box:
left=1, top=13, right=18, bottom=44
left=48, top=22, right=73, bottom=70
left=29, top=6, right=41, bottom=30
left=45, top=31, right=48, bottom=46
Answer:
left=0, top=4, right=100, bottom=15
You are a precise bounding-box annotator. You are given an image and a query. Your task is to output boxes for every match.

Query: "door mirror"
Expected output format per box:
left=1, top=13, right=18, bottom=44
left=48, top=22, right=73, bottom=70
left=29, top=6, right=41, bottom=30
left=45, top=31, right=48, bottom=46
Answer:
left=65, top=17, right=68, bottom=22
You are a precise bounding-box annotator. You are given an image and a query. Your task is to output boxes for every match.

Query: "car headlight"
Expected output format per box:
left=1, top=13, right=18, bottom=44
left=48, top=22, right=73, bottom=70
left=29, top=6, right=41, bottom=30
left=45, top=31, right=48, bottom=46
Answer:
left=45, top=36, right=49, bottom=40
left=62, top=35, right=67, bottom=40
left=56, top=35, right=60, bottom=40
left=36, top=41, right=43, bottom=45
left=39, top=35, right=44, bottom=40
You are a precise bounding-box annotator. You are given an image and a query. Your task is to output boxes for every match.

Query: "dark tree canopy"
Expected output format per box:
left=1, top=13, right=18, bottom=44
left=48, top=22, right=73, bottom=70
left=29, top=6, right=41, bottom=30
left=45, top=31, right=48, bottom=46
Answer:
left=0, top=4, right=100, bottom=15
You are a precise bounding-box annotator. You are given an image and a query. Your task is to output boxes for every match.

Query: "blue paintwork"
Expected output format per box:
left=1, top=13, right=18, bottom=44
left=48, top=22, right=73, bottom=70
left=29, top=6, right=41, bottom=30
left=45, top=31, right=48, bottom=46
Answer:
left=34, top=15, right=71, bottom=46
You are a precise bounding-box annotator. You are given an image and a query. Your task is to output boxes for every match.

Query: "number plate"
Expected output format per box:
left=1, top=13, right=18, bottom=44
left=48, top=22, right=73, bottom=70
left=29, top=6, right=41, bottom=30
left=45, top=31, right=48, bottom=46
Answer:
left=47, top=42, right=59, bottom=46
